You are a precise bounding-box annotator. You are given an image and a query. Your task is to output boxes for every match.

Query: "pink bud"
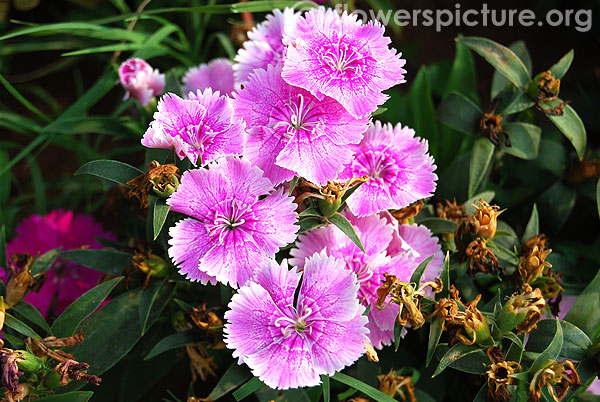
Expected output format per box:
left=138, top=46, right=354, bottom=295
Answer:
left=118, top=58, right=165, bottom=106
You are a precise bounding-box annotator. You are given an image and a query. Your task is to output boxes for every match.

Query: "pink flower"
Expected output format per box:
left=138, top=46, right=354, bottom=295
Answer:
left=182, top=58, right=236, bottom=96
left=224, top=253, right=368, bottom=389
left=167, top=157, right=298, bottom=288
left=233, top=64, right=369, bottom=186
left=3, top=210, right=115, bottom=317
left=282, top=8, right=406, bottom=119
left=141, top=89, right=245, bottom=165
left=290, top=211, right=442, bottom=348
left=234, top=8, right=299, bottom=84
left=339, top=121, right=437, bottom=217
left=118, top=58, right=165, bottom=106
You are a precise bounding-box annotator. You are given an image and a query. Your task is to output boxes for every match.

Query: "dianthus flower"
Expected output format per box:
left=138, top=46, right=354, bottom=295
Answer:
left=282, top=8, right=406, bottom=119
left=141, top=89, right=245, bottom=165
left=234, top=8, right=298, bottom=84
left=339, top=121, right=437, bottom=217
left=3, top=210, right=114, bottom=316
left=233, top=64, right=368, bottom=186
left=182, top=58, right=235, bottom=96
left=290, top=211, right=442, bottom=348
left=224, top=253, right=368, bottom=389
left=167, top=157, right=298, bottom=288
left=118, top=58, right=165, bottom=106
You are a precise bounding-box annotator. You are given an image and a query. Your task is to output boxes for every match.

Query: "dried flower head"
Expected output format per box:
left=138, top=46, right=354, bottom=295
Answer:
left=186, top=343, right=217, bottom=382
left=391, top=200, right=424, bottom=225
left=127, top=161, right=180, bottom=208
left=531, top=71, right=570, bottom=116
left=486, top=361, right=521, bottom=402
left=519, top=235, right=553, bottom=283
left=499, top=284, right=545, bottom=334
left=468, top=199, right=504, bottom=239
left=436, top=198, right=467, bottom=222
left=465, top=238, right=501, bottom=275
left=294, top=176, right=368, bottom=217
left=5, top=254, right=35, bottom=309
left=364, top=342, right=379, bottom=362
left=55, top=359, right=101, bottom=386
left=530, top=360, right=580, bottom=402
left=377, top=369, right=417, bottom=402
left=480, top=112, right=510, bottom=147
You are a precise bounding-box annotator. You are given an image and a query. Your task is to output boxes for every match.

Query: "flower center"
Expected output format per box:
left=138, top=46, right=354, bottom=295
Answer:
left=321, top=37, right=368, bottom=76
left=354, top=149, right=399, bottom=182
left=208, top=199, right=251, bottom=245
left=274, top=94, right=323, bottom=138
left=274, top=303, right=313, bottom=338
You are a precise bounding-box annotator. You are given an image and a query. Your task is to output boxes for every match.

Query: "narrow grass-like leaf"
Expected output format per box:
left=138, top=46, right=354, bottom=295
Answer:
left=233, top=377, right=264, bottom=401
left=527, top=319, right=591, bottom=362
left=5, top=313, right=40, bottom=339
left=0, top=225, right=5, bottom=269
left=27, top=156, right=46, bottom=214
left=549, top=49, right=574, bottom=80
left=139, top=279, right=166, bottom=335
left=545, top=102, right=586, bottom=160
left=51, top=277, right=122, bottom=337
left=34, top=392, right=93, bottom=402
left=469, top=138, right=495, bottom=197
left=394, top=319, right=404, bottom=352
left=407, top=66, right=438, bottom=157
left=12, top=301, right=51, bottom=334
left=410, top=255, right=434, bottom=286
left=321, top=375, right=330, bottom=402
left=75, top=159, right=143, bottom=186
left=207, top=363, right=251, bottom=400
left=144, top=330, right=196, bottom=360
left=289, top=176, right=300, bottom=195
left=438, top=252, right=451, bottom=299
left=149, top=196, right=171, bottom=240
left=506, top=333, right=526, bottom=364
left=331, top=373, right=397, bottom=402
left=522, top=204, right=539, bottom=243
left=0, top=73, right=50, bottom=122
left=530, top=319, right=563, bottom=373
left=298, top=207, right=321, bottom=218
left=61, top=249, right=132, bottom=275
left=597, top=178, right=600, bottom=220
left=502, top=332, right=524, bottom=350
left=458, top=36, right=531, bottom=89
left=432, top=343, right=480, bottom=377
left=328, top=213, right=365, bottom=253
left=31, top=248, right=61, bottom=275
left=426, top=318, right=443, bottom=367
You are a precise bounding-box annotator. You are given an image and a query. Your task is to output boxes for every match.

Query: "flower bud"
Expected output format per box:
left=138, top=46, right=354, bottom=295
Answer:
left=468, top=199, right=504, bottom=239
left=497, top=284, right=545, bottom=335
left=528, top=71, right=560, bottom=103
left=15, top=351, right=42, bottom=374
left=132, top=252, right=169, bottom=278
left=317, top=197, right=342, bottom=218
left=118, top=58, right=165, bottom=106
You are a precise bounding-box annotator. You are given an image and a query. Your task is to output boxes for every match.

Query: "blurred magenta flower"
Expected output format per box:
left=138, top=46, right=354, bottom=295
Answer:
left=141, top=89, right=245, bottom=165
left=224, top=253, right=369, bottom=389
left=118, top=58, right=165, bottom=106
left=282, top=7, right=406, bottom=118
left=339, top=121, right=437, bottom=217
left=167, top=157, right=298, bottom=288
left=290, top=211, right=442, bottom=348
left=182, top=58, right=236, bottom=96
left=4, top=210, right=115, bottom=317
left=234, top=8, right=298, bottom=84
left=233, top=63, right=368, bottom=186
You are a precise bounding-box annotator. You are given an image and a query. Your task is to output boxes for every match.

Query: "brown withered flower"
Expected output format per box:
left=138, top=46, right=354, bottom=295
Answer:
left=186, top=343, right=218, bottom=382
left=566, top=153, right=600, bottom=183
left=131, top=248, right=169, bottom=288
left=376, top=274, right=442, bottom=330
left=468, top=199, right=504, bottom=239
left=465, top=238, right=501, bottom=275
left=364, top=342, right=379, bottom=362
left=500, top=284, right=545, bottom=334
left=391, top=200, right=424, bottom=224
left=189, top=303, right=223, bottom=344
left=530, top=360, right=580, bottom=402
left=126, top=160, right=180, bottom=208
left=518, top=238, right=552, bottom=284
left=430, top=286, right=492, bottom=347
left=55, top=359, right=101, bottom=386
left=480, top=112, right=510, bottom=147
left=532, top=71, right=570, bottom=116
left=26, top=329, right=85, bottom=362
left=377, top=369, right=417, bottom=402
left=294, top=176, right=368, bottom=217
left=436, top=198, right=467, bottom=222
left=486, top=360, right=521, bottom=402
left=5, top=254, right=44, bottom=309
left=187, top=397, right=214, bottom=402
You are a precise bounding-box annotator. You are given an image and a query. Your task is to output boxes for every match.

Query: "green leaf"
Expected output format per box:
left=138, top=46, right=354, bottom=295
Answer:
left=549, top=49, right=574, bottom=79
left=506, top=333, right=526, bottom=364
left=527, top=319, right=591, bottom=362
left=139, top=279, right=166, bottom=335
left=437, top=92, right=481, bottom=136
left=458, top=36, right=531, bottom=89
left=298, top=207, right=322, bottom=218
left=4, top=313, right=40, bottom=339
left=502, top=332, right=524, bottom=350
left=438, top=252, right=451, bottom=299
left=0, top=73, right=50, bottom=122
left=331, top=373, right=397, bottom=402
left=0, top=225, right=5, bottom=269
left=12, top=301, right=51, bottom=334
left=487, top=241, right=520, bottom=266
left=473, top=383, right=489, bottom=402
left=51, top=277, right=122, bottom=337
left=149, top=196, right=170, bottom=241
left=500, top=92, right=536, bottom=116
left=502, top=122, right=541, bottom=160
left=33, top=392, right=94, bottom=402
left=418, top=218, right=458, bottom=235
left=522, top=204, right=539, bottom=243
left=31, top=248, right=61, bottom=275
left=410, top=255, right=435, bottom=286
left=289, top=176, right=300, bottom=196
left=328, top=213, right=365, bottom=253
left=61, top=249, right=132, bottom=275
left=407, top=66, right=439, bottom=158
left=597, top=178, right=600, bottom=220
left=233, top=377, right=264, bottom=401
left=75, top=159, right=143, bottom=186
left=321, top=375, right=330, bottom=402
left=144, top=330, right=197, bottom=360
left=340, top=180, right=366, bottom=205
left=426, top=318, right=443, bottom=367
left=545, top=102, right=586, bottom=160
left=491, top=41, right=532, bottom=99
left=433, top=343, right=482, bottom=376
left=444, top=39, right=478, bottom=102
left=207, top=363, right=251, bottom=401
left=564, top=269, right=600, bottom=339
left=298, top=217, right=323, bottom=234
left=394, top=319, right=404, bottom=352
left=536, top=181, right=577, bottom=231
left=469, top=138, right=495, bottom=197
left=530, top=319, right=563, bottom=373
